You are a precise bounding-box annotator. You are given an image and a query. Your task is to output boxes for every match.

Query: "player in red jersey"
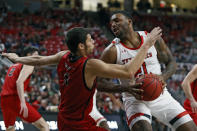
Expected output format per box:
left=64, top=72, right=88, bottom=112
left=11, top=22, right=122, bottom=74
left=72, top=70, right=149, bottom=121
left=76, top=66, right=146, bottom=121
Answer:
left=2, top=27, right=162, bottom=131
left=0, top=46, right=49, bottom=131
left=182, top=65, right=197, bottom=125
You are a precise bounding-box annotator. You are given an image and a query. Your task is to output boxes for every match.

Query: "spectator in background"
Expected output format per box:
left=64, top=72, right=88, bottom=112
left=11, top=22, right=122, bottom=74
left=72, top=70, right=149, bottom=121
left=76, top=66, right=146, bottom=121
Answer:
left=137, top=0, right=151, bottom=12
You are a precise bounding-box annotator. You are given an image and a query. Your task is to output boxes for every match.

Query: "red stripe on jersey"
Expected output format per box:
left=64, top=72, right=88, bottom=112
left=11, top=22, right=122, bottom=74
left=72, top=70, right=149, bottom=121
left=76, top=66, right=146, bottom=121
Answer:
left=112, top=41, right=116, bottom=44
left=96, top=117, right=105, bottom=123
left=120, top=35, right=144, bottom=50
left=145, top=31, right=148, bottom=35
left=127, top=113, right=144, bottom=126
left=169, top=111, right=188, bottom=125
left=142, top=62, right=148, bottom=74
left=176, top=111, right=188, bottom=119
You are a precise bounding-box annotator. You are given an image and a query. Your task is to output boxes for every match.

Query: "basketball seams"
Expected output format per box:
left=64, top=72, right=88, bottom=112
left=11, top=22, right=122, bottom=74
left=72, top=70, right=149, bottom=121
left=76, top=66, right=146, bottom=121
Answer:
left=136, top=74, right=162, bottom=101
left=150, top=78, right=158, bottom=100
left=142, top=78, right=155, bottom=101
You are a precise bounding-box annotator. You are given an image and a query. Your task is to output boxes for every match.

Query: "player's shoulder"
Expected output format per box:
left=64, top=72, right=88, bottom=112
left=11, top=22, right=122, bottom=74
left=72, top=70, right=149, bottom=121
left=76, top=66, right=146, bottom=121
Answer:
left=103, top=42, right=117, bottom=55
left=111, top=37, right=120, bottom=45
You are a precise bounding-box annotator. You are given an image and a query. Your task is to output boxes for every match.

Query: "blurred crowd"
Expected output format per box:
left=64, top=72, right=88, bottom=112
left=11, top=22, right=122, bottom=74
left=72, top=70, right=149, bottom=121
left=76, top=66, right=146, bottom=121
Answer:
left=0, top=8, right=196, bottom=117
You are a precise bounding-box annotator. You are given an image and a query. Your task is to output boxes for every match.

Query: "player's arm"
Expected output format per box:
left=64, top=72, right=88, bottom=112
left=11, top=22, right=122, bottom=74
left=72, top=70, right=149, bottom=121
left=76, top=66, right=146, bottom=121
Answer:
left=2, top=51, right=69, bottom=66
left=155, top=38, right=177, bottom=81
left=87, top=27, right=162, bottom=81
left=16, top=65, right=34, bottom=117
left=88, top=44, right=152, bottom=79
left=97, top=78, right=143, bottom=99
left=182, top=65, right=197, bottom=104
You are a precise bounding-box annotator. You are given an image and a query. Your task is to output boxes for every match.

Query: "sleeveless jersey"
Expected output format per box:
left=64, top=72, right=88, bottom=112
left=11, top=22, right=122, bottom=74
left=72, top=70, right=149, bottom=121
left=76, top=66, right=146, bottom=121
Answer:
left=184, top=79, right=197, bottom=109
left=57, top=52, right=97, bottom=121
left=1, top=63, right=32, bottom=96
left=109, top=31, right=162, bottom=100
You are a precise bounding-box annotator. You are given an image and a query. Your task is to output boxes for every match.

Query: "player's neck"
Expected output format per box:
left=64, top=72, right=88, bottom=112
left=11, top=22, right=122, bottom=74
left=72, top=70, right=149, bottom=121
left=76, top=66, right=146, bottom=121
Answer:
left=76, top=50, right=87, bottom=57
left=122, top=31, right=141, bottom=48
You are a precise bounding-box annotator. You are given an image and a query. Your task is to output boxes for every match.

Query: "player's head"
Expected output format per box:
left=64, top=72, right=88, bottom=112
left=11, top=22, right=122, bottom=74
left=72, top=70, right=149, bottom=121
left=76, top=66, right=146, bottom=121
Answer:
left=66, top=27, right=95, bottom=56
left=23, top=46, right=39, bottom=56
left=110, top=11, right=134, bottom=39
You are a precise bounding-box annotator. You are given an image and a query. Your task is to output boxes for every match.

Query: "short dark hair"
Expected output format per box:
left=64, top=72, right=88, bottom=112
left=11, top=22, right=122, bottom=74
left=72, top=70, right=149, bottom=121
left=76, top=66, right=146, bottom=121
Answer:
left=112, top=10, right=132, bottom=19
left=23, top=46, right=39, bottom=56
left=66, top=27, right=89, bottom=54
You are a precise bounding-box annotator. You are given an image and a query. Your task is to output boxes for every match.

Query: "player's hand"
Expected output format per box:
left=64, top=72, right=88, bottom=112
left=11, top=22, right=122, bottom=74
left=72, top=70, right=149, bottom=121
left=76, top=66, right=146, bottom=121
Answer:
left=127, top=83, right=143, bottom=100
left=154, top=74, right=167, bottom=93
left=2, top=53, right=19, bottom=62
left=120, top=79, right=143, bottom=100
left=190, top=100, right=197, bottom=113
left=145, top=27, right=162, bottom=48
left=20, top=102, right=28, bottom=118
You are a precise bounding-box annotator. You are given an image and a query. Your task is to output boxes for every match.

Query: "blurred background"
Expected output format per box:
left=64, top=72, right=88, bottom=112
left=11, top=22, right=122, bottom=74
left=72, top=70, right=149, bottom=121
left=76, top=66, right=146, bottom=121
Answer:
left=0, top=0, right=196, bottom=130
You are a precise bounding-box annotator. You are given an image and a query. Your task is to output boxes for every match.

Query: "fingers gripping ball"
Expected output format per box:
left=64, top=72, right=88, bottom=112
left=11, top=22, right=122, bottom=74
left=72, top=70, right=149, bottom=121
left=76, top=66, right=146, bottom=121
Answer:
left=136, top=74, right=163, bottom=101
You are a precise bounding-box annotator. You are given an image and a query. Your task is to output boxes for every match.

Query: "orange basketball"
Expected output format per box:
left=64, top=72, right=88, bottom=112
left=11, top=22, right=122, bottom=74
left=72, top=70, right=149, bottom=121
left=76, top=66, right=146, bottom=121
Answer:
left=136, top=74, right=163, bottom=101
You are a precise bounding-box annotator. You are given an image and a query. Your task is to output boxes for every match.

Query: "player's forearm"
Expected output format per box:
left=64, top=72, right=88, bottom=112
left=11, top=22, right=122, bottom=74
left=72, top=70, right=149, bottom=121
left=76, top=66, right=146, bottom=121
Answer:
left=125, top=45, right=149, bottom=78
left=97, top=82, right=127, bottom=93
left=97, top=79, right=128, bottom=93
left=16, top=83, right=26, bottom=103
left=182, top=82, right=195, bottom=102
left=162, top=61, right=177, bottom=81
left=15, top=56, right=43, bottom=66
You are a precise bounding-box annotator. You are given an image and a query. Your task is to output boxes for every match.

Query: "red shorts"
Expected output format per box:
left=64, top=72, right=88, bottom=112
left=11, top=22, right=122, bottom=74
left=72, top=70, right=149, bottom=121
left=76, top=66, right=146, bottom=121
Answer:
left=57, top=113, right=108, bottom=131
left=1, top=95, right=41, bottom=128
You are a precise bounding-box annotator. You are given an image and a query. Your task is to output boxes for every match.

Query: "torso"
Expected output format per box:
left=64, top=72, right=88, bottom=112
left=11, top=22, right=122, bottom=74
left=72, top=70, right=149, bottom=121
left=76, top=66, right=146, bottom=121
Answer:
left=109, top=31, right=162, bottom=100
left=57, top=52, right=97, bottom=121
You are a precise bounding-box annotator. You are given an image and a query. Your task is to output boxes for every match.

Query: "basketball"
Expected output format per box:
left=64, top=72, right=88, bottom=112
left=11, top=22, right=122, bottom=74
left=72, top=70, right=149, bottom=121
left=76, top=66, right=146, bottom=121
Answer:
left=136, top=74, right=163, bottom=101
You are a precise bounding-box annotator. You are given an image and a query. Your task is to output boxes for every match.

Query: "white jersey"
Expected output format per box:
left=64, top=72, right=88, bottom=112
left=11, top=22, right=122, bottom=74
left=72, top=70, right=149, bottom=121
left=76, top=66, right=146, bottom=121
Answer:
left=107, top=31, right=192, bottom=130
left=109, top=31, right=162, bottom=100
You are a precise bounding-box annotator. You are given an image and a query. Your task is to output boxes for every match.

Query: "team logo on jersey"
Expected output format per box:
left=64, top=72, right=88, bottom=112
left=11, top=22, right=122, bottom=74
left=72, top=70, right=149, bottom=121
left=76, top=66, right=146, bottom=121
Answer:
left=122, top=52, right=152, bottom=64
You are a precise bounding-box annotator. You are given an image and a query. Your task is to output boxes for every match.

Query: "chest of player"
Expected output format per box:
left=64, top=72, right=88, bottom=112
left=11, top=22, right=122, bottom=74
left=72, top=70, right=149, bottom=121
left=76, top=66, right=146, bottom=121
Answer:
left=117, top=45, right=158, bottom=65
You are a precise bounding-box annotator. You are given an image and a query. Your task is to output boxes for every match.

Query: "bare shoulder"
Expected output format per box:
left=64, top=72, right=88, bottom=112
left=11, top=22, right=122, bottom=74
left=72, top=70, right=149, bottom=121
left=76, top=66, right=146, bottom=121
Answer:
left=100, top=44, right=117, bottom=64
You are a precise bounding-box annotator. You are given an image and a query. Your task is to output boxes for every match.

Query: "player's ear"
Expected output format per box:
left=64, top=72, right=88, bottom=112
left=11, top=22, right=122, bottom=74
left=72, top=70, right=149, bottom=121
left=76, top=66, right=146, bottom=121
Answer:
left=128, top=19, right=132, bottom=25
left=78, top=43, right=85, bottom=50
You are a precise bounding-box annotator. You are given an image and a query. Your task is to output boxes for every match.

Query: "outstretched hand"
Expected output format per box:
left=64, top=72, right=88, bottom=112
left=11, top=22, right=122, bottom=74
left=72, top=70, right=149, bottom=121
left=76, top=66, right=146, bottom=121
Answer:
left=145, top=27, right=162, bottom=48
left=2, top=53, right=19, bottom=62
left=128, top=83, right=143, bottom=100
left=120, top=79, right=143, bottom=100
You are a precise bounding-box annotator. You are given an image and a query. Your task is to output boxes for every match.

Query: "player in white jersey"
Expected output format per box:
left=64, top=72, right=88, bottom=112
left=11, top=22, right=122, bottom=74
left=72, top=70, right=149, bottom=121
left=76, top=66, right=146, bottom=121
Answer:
left=100, top=11, right=197, bottom=131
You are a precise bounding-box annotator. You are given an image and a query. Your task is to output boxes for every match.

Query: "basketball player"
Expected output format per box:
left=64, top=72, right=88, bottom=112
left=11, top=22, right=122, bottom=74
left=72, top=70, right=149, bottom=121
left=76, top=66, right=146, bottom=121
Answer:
left=0, top=46, right=49, bottom=131
left=2, top=27, right=162, bottom=131
left=100, top=11, right=197, bottom=131
left=182, top=64, right=197, bottom=125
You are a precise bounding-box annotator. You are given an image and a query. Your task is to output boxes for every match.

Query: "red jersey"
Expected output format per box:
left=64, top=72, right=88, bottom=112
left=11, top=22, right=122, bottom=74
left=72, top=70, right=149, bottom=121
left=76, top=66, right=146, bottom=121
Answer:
left=184, top=79, right=197, bottom=110
left=57, top=52, right=96, bottom=121
left=1, top=63, right=32, bottom=96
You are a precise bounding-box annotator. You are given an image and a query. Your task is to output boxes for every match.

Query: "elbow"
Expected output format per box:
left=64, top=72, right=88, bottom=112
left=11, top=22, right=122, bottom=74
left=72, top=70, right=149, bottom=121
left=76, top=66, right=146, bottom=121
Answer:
left=181, top=81, right=187, bottom=89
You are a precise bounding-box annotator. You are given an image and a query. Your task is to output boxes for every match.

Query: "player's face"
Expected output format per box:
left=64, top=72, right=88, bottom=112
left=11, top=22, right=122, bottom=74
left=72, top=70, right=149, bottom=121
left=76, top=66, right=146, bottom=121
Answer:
left=110, top=14, right=130, bottom=38
left=85, top=34, right=95, bottom=55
